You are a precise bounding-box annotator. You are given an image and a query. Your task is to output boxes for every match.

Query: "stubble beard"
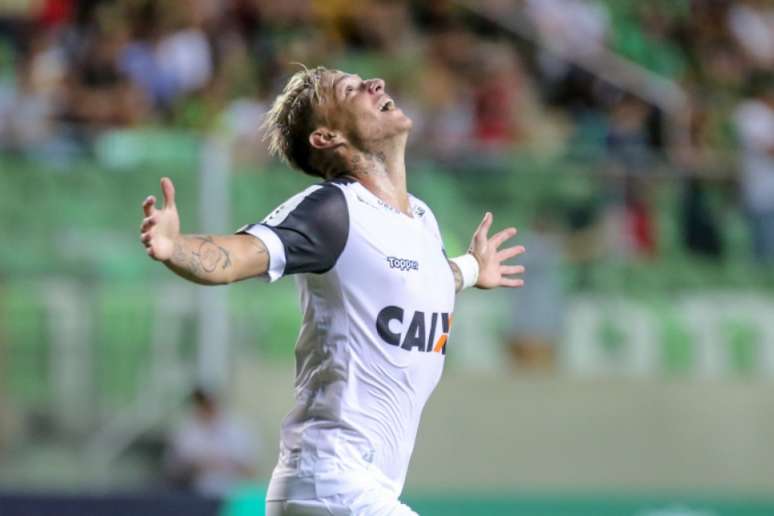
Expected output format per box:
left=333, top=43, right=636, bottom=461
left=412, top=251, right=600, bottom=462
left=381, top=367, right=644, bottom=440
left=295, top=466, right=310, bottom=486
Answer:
left=363, top=116, right=411, bottom=156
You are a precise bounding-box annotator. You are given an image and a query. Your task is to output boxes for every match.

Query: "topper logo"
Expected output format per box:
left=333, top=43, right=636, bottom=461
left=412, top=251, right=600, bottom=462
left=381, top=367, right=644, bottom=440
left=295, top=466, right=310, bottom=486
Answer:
left=386, top=256, right=419, bottom=272
left=376, top=306, right=452, bottom=354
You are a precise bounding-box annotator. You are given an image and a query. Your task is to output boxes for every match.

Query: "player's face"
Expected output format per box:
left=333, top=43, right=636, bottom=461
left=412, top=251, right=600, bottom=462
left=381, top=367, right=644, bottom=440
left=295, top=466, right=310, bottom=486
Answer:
left=324, top=71, right=412, bottom=146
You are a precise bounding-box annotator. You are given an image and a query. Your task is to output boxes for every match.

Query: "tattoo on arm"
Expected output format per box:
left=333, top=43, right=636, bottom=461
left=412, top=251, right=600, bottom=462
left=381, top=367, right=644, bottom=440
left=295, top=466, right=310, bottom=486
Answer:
left=167, top=234, right=268, bottom=285
left=193, top=236, right=232, bottom=273
left=171, top=235, right=232, bottom=279
left=449, top=260, right=463, bottom=293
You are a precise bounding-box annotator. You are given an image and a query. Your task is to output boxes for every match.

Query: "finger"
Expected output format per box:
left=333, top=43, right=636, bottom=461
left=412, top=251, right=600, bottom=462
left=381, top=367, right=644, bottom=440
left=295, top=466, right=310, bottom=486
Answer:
left=474, top=212, right=493, bottom=243
left=142, top=196, right=156, bottom=217
left=141, top=232, right=152, bottom=244
left=147, top=246, right=156, bottom=259
left=496, top=245, right=526, bottom=262
left=140, top=217, right=156, bottom=232
left=490, top=227, right=517, bottom=249
left=499, top=265, right=525, bottom=275
left=161, top=177, right=176, bottom=209
left=499, top=278, right=525, bottom=288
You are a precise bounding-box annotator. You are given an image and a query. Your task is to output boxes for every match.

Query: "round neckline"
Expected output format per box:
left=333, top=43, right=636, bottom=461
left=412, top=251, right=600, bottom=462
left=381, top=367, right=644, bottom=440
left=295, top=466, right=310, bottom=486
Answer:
left=352, top=181, right=420, bottom=221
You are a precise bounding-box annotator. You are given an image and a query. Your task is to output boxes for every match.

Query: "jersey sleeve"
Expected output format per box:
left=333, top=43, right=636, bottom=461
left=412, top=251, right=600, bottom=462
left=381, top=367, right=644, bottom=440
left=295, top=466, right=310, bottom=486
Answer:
left=236, top=182, right=349, bottom=282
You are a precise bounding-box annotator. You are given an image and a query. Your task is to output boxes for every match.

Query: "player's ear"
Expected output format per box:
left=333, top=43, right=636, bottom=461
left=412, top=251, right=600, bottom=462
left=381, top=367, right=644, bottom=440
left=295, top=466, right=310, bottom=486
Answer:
left=309, top=128, right=346, bottom=150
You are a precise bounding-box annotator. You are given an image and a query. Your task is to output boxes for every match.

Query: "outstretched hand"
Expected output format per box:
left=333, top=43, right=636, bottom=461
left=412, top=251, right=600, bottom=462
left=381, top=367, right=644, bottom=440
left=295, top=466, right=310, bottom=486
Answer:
left=140, top=177, right=180, bottom=261
left=468, top=212, right=525, bottom=289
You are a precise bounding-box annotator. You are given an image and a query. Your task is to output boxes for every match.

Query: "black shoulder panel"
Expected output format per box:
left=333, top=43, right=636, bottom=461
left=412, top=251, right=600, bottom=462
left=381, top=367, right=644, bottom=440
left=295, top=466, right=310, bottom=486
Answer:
left=267, top=181, right=349, bottom=275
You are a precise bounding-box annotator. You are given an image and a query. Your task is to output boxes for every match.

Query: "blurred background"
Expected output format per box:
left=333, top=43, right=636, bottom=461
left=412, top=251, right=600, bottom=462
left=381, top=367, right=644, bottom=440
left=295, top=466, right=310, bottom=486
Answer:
left=1, top=0, right=774, bottom=515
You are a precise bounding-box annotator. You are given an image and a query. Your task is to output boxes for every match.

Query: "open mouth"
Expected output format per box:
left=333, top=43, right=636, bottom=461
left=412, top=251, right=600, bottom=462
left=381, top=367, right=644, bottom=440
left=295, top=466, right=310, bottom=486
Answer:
left=379, top=98, right=395, bottom=112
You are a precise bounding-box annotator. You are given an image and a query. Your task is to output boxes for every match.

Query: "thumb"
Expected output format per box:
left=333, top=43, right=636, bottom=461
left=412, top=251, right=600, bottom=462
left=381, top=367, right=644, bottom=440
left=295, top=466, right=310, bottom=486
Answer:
left=161, top=177, right=176, bottom=209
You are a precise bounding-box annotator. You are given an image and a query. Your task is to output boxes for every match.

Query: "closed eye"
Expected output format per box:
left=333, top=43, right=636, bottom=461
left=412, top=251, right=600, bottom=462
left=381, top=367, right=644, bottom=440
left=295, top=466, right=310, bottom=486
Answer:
left=345, top=79, right=363, bottom=97
left=336, top=75, right=362, bottom=100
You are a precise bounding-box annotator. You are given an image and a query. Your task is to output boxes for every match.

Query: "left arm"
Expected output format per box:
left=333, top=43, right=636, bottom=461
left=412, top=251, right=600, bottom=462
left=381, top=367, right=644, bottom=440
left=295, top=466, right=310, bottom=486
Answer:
left=449, top=260, right=465, bottom=293
left=449, top=212, right=525, bottom=293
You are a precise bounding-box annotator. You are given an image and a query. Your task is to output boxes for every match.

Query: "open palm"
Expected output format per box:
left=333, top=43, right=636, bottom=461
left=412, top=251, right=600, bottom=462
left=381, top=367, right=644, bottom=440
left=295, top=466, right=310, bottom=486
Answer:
left=468, top=212, right=525, bottom=289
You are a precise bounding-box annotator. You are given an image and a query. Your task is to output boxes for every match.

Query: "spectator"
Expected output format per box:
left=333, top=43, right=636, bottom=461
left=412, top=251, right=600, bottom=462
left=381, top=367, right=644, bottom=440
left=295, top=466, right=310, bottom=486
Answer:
left=606, top=94, right=659, bottom=258
left=606, top=94, right=655, bottom=172
left=525, top=0, right=609, bottom=59
left=734, top=75, right=774, bottom=263
left=727, top=0, right=774, bottom=70
left=504, top=205, right=565, bottom=370
left=674, top=97, right=725, bottom=260
left=166, top=387, right=257, bottom=497
left=471, top=43, right=528, bottom=148
left=415, top=50, right=473, bottom=158
left=155, top=6, right=214, bottom=99
left=62, top=16, right=149, bottom=127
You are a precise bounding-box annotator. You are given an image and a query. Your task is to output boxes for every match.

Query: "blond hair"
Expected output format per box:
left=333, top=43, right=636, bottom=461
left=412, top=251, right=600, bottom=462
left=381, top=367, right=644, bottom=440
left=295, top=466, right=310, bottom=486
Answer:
left=262, top=65, right=331, bottom=178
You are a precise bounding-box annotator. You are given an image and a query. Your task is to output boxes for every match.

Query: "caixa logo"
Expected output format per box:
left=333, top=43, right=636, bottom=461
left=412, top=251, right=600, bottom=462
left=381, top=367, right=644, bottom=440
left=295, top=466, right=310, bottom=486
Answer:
left=376, top=306, right=452, bottom=354
left=386, top=256, right=419, bottom=271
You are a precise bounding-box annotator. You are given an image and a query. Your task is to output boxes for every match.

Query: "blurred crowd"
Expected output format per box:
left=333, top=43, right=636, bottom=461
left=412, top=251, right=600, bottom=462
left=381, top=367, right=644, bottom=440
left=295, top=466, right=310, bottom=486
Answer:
left=0, top=0, right=555, bottom=157
left=1, top=0, right=772, bottom=372
left=0, top=0, right=772, bottom=268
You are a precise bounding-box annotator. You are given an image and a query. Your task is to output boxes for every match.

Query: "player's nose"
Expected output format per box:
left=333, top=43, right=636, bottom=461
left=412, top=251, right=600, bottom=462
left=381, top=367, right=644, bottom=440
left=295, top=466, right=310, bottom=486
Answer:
left=366, top=78, right=384, bottom=95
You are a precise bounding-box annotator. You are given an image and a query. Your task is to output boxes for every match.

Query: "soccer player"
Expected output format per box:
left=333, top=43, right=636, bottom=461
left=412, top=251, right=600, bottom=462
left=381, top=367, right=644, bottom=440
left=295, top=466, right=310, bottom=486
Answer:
left=139, top=66, right=525, bottom=515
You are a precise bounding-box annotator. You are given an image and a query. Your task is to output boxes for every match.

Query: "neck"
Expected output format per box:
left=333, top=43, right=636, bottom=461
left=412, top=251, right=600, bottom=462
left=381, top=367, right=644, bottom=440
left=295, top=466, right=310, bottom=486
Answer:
left=347, top=135, right=410, bottom=215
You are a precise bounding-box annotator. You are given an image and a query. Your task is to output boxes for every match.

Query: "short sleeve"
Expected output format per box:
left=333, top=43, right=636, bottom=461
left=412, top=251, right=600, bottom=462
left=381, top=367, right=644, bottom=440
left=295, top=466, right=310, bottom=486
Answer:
left=236, top=182, right=349, bottom=282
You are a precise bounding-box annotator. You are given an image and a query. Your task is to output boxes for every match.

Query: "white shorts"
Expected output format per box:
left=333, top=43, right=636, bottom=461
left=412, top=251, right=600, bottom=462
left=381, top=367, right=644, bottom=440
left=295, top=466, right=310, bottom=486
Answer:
left=266, top=488, right=418, bottom=516
left=266, top=448, right=417, bottom=516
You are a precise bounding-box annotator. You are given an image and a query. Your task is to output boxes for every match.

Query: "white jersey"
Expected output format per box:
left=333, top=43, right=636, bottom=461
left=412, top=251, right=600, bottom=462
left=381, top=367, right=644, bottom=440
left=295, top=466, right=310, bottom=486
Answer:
left=238, top=177, right=455, bottom=500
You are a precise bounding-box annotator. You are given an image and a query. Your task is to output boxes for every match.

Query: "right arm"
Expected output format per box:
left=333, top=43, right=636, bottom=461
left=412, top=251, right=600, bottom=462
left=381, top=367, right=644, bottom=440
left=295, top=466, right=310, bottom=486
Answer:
left=164, top=233, right=268, bottom=285
left=140, top=178, right=269, bottom=285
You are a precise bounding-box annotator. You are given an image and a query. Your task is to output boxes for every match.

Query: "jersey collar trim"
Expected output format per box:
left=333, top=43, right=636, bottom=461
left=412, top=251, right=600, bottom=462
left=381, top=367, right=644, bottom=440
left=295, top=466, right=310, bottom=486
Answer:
left=350, top=182, right=425, bottom=219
